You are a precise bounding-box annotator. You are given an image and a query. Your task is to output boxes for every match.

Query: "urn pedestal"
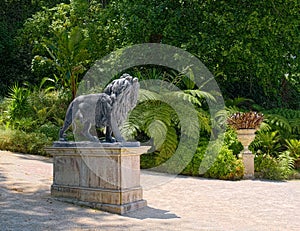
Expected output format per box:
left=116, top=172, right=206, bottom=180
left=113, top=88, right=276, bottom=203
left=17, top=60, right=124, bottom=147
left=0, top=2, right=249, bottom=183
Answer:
left=45, top=145, right=149, bottom=214
left=236, top=129, right=256, bottom=179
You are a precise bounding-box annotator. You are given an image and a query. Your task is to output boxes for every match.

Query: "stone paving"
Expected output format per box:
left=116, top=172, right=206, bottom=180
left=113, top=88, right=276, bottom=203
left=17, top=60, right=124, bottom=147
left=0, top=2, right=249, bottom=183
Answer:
left=0, top=150, right=299, bottom=230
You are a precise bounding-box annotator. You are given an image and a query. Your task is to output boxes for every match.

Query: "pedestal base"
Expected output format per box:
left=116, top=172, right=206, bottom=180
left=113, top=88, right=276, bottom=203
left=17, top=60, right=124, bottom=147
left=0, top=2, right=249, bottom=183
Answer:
left=45, top=145, right=150, bottom=214
left=51, top=185, right=147, bottom=214
left=242, top=152, right=254, bottom=179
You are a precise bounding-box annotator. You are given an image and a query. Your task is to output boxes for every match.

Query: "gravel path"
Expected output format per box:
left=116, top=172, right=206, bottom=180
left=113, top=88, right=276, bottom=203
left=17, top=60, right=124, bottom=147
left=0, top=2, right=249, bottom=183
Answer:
left=0, top=150, right=299, bottom=230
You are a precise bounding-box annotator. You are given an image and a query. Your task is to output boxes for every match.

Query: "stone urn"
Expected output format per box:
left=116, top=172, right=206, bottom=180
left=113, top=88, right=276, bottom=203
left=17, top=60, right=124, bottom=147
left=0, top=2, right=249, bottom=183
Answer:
left=228, top=112, right=264, bottom=179
left=236, top=129, right=257, bottom=153
left=236, top=129, right=256, bottom=179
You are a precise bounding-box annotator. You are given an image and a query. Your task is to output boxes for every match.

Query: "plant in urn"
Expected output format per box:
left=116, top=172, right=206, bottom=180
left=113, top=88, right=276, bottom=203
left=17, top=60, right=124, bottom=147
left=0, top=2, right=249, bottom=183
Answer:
left=227, top=111, right=264, bottom=178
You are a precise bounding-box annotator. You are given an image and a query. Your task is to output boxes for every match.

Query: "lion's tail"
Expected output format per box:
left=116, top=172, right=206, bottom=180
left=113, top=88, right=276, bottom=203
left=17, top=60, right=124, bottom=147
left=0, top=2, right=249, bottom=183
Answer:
left=59, top=101, right=74, bottom=141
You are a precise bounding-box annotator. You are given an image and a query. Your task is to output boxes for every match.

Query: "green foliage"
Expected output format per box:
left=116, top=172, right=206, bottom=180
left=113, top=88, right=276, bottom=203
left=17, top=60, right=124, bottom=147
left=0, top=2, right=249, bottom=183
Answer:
left=223, top=128, right=243, bottom=157
left=0, top=87, right=69, bottom=133
left=6, top=84, right=31, bottom=121
left=250, top=108, right=300, bottom=160
left=181, top=140, right=208, bottom=176
left=250, top=131, right=282, bottom=157
left=105, top=0, right=300, bottom=109
left=36, top=123, right=61, bottom=141
left=285, top=139, right=300, bottom=159
left=255, top=152, right=295, bottom=180
left=124, top=81, right=213, bottom=171
left=151, top=129, right=244, bottom=180
left=0, top=86, right=69, bottom=155
left=2, top=0, right=300, bottom=109
left=19, top=1, right=109, bottom=98
left=204, top=146, right=244, bottom=180
left=0, top=127, right=51, bottom=155
left=262, top=108, right=300, bottom=138
left=27, top=89, right=70, bottom=127
left=0, top=0, right=69, bottom=96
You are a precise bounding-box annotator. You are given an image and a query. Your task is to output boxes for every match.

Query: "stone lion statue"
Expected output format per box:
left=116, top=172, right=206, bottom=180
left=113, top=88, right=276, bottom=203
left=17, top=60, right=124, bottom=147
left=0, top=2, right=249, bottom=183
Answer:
left=59, top=74, right=139, bottom=142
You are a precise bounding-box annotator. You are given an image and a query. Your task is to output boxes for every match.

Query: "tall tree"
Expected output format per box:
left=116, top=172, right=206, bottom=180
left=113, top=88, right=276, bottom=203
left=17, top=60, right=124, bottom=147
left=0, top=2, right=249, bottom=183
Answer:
left=104, top=0, right=300, bottom=109
left=0, top=0, right=68, bottom=96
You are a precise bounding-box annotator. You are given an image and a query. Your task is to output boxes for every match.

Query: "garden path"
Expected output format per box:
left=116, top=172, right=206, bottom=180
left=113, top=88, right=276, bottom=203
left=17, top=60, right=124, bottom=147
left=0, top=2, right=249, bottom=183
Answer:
left=0, top=150, right=299, bottom=230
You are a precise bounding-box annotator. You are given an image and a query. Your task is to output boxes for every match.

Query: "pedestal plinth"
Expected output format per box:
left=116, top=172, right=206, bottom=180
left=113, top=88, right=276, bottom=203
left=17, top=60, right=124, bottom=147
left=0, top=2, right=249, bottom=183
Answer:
left=45, top=145, right=150, bottom=214
left=242, top=151, right=255, bottom=179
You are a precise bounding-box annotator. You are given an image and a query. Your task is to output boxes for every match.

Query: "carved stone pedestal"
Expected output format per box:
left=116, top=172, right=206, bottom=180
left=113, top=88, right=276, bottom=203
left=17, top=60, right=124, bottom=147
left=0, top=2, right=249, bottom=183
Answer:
left=45, top=145, right=149, bottom=214
left=236, top=129, right=256, bottom=179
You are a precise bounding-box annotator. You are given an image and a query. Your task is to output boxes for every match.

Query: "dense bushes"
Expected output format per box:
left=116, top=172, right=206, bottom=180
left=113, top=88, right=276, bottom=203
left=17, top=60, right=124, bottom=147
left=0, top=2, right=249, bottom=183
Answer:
left=204, top=146, right=244, bottom=180
left=249, top=108, right=300, bottom=180
left=0, top=85, right=70, bottom=154
left=255, top=152, right=295, bottom=180
left=0, top=128, right=51, bottom=155
left=180, top=143, right=244, bottom=180
left=103, top=0, right=300, bottom=109
left=141, top=129, right=245, bottom=180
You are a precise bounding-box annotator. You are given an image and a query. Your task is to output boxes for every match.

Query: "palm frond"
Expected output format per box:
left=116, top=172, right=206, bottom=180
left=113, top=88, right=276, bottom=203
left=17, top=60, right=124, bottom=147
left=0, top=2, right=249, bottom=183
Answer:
left=225, top=106, right=241, bottom=115
left=289, top=117, right=300, bottom=135
left=120, top=120, right=139, bottom=140
left=198, top=109, right=211, bottom=133
left=278, top=151, right=295, bottom=173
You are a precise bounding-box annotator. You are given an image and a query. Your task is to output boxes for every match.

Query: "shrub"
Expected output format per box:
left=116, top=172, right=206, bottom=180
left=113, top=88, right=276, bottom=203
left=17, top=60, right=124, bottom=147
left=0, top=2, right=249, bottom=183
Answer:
left=0, top=127, right=52, bottom=155
left=37, top=123, right=61, bottom=141
left=181, top=138, right=244, bottom=180
left=255, top=152, right=295, bottom=180
left=204, top=146, right=244, bottom=180
left=181, top=142, right=208, bottom=176
left=223, top=128, right=243, bottom=157
left=0, top=88, right=70, bottom=131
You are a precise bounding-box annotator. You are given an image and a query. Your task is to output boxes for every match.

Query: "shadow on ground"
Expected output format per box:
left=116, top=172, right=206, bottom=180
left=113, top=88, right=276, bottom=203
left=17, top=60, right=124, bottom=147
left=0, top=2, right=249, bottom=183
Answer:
left=124, top=206, right=180, bottom=220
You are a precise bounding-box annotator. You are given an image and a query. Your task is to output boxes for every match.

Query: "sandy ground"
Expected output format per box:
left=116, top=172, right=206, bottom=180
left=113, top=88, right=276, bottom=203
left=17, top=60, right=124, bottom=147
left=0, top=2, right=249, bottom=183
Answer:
left=0, top=150, right=299, bottom=230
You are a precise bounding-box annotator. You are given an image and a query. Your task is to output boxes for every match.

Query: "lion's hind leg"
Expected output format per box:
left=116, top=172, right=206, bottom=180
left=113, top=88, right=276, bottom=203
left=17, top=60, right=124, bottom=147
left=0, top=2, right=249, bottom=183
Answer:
left=82, top=121, right=99, bottom=142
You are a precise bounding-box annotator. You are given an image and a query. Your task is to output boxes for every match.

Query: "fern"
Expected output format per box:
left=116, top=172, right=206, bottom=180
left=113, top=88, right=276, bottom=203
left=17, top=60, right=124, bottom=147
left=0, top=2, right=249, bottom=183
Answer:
left=250, top=131, right=282, bottom=157
left=263, top=108, right=300, bottom=137
left=285, top=139, right=300, bottom=158
left=146, top=119, right=168, bottom=150
left=225, top=97, right=254, bottom=108
left=138, top=89, right=161, bottom=102
left=167, top=91, right=202, bottom=106
left=264, top=108, right=300, bottom=119
left=263, top=114, right=292, bottom=135
left=278, top=151, right=295, bottom=178
left=289, top=117, right=300, bottom=135
left=184, top=89, right=216, bottom=104
left=157, top=126, right=178, bottom=159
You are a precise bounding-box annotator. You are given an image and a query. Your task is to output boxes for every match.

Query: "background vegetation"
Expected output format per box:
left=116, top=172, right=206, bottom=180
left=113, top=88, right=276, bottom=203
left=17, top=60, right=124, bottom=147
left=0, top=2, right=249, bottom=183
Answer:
left=0, top=0, right=299, bottom=180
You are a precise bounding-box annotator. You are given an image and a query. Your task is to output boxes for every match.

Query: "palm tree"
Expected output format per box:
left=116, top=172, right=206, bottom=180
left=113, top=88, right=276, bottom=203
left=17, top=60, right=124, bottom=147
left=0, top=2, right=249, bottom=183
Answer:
left=42, top=26, right=90, bottom=99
